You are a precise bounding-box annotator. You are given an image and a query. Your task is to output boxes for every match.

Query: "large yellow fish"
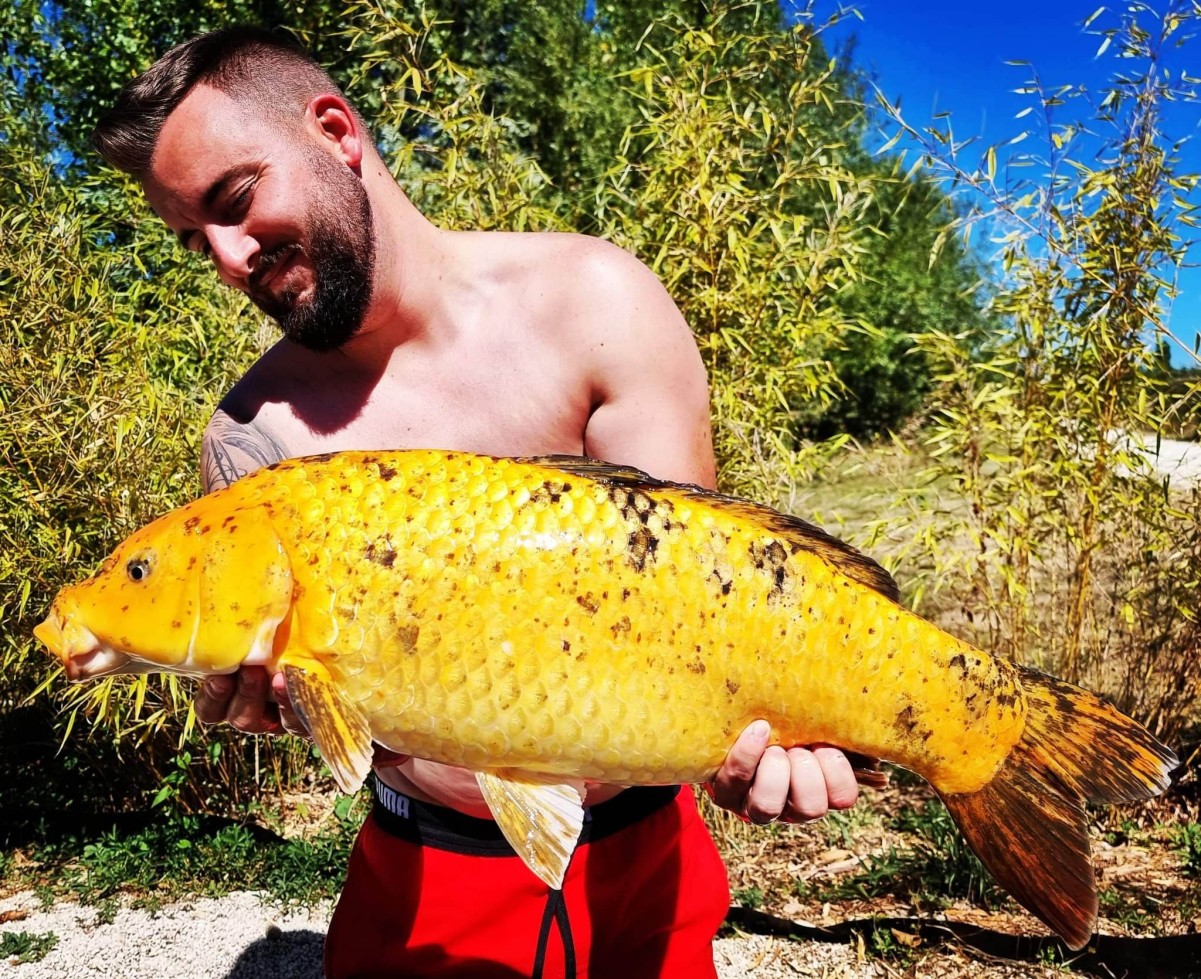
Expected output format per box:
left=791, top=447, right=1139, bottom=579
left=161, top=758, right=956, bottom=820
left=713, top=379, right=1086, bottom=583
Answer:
left=35, top=450, right=1176, bottom=949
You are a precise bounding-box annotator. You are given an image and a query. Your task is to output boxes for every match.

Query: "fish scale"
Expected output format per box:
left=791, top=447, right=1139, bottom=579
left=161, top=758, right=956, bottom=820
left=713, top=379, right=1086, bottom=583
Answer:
left=35, top=448, right=1179, bottom=949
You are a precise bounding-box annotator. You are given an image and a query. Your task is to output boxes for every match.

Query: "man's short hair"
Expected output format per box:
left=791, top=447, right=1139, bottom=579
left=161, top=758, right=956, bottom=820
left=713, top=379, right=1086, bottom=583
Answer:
left=92, top=26, right=345, bottom=178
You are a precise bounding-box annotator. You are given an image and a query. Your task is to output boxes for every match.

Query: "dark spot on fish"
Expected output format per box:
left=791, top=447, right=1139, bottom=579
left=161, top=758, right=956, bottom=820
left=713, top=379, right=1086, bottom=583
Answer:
left=184, top=516, right=201, bottom=533
left=576, top=593, right=600, bottom=615
left=529, top=480, right=572, bottom=506
left=622, top=588, right=631, bottom=601
left=726, top=679, right=740, bottom=695
left=610, top=616, right=631, bottom=638
left=378, top=464, right=398, bottom=480
left=562, top=640, right=571, bottom=652
left=309, top=452, right=337, bottom=464
left=365, top=539, right=397, bottom=568
left=120, top=605, right=129, bottom=613
left=949, top=653, right=968, bottom=677
left=398, top=624, right=420, bottom=653
left=868, top=627, right=876, bottom=635
left=171, top=620, right=182, bottom=629
left=686, top=660, right=706, bottom=675
left=236, top=619, right=252, bottom=629
left=626, top=527, right=658, bottom=573
left=894, top=704, right=919, bottom=734
left=862, top=686, right=869, bottom=694
left=200, top=524, right=212, bottom=534
left=708, top=565, right=730, bottom=594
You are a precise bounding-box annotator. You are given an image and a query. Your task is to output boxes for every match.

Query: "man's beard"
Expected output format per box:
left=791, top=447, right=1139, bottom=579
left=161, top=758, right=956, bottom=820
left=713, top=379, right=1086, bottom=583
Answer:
left=251, top=155, right=376, bottom=352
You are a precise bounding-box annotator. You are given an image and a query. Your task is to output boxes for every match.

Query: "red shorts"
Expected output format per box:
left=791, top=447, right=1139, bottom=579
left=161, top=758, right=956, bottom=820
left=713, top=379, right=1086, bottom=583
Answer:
left=324, top=779, right=730, bottom=978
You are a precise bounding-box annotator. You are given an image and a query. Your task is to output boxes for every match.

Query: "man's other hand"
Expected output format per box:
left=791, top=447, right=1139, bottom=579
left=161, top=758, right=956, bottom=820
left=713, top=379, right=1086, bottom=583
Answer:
left=195, top=667, right=300, bottom=735
left=708, top=720, right=859, bottom=824
left=195, top=666, right=407, bottom=768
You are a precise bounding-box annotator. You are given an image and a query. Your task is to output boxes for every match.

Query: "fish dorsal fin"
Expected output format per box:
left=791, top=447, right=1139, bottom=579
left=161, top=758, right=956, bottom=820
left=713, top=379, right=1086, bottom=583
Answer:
left=516, top=454, right=665, bottom=486
left=519, top=455, right=901, bottom=605
left=283, top=663, right=374, bottom=795
left=475, top=770, right=586, bottom=889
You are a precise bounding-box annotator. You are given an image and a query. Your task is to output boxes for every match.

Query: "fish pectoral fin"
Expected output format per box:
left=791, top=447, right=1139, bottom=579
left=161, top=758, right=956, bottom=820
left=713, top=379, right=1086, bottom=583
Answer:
left=283, top=663, right=373, bottom=795
left=475, top=771, right=586, bottom=890
left=846, top=752, right=891, bottom=790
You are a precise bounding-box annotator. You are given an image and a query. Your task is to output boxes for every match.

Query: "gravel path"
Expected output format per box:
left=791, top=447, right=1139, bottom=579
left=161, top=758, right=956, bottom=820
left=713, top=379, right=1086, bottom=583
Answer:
left=2, top=890, right=874, bottom=978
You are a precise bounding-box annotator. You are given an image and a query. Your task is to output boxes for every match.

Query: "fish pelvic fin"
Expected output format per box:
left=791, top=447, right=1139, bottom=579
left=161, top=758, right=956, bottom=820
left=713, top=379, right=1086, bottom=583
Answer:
left=283, top=663, right=374, bottom=795
left=475, top=771, right=586, bottom=890
left=941, top=666, right=1178, bottom=951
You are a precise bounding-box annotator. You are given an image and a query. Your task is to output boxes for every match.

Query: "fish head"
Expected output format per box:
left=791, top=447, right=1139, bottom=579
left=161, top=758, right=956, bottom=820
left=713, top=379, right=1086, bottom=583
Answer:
left=34, top=495, right=295, bottom=681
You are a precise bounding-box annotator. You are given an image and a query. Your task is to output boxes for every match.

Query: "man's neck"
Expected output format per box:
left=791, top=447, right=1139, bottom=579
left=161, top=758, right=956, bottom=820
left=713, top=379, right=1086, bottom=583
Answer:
left=338, top=165, right=470, bottom=364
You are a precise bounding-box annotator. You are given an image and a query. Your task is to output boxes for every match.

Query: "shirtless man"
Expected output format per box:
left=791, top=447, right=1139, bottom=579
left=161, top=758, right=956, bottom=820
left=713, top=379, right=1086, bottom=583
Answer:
left=93, top=27, right=860, bottom=978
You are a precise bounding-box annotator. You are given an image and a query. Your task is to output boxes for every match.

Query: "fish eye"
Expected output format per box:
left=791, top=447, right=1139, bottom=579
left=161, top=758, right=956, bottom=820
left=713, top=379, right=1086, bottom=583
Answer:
left=126, top=558, right=152, bottom=583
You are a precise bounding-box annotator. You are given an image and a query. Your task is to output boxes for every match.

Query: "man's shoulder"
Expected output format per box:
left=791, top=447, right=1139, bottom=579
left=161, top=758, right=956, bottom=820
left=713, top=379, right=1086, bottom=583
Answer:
left=202, top=341, right=302, bottom=492
left=200, top=408, right=291, bottom=492
left=515, top=233, right=680, bottom=338
left=527, top=232, right=656, bottom=286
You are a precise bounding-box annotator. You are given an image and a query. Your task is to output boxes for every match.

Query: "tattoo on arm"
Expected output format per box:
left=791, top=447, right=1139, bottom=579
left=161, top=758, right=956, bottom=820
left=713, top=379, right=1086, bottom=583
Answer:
left=201, top=413, right=289, bottom=492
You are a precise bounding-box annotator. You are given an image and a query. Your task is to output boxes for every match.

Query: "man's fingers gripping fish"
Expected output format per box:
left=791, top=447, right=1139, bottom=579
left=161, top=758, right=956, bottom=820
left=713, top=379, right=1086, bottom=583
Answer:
left=34, top=450, right=1178, bottom=950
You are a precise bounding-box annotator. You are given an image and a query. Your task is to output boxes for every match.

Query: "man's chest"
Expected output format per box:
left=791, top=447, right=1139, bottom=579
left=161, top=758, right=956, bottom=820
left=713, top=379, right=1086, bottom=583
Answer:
left=267, top=350, right=594, bottom=461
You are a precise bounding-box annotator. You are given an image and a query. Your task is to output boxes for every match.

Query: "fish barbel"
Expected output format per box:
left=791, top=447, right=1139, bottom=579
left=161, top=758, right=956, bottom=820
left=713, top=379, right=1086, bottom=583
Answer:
left=34, top=450, right=1177, bottom=948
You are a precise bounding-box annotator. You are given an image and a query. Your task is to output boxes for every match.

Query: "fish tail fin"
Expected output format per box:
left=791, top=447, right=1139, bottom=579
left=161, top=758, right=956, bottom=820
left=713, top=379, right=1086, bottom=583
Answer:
left=940, top=665, right=1177, bottom=950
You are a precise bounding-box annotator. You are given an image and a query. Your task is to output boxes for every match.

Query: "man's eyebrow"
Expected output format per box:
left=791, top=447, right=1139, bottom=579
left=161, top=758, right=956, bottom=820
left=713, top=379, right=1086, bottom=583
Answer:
left=202, top=165, right=247, bottom=212
left=174, top=165, right=247, bottom=249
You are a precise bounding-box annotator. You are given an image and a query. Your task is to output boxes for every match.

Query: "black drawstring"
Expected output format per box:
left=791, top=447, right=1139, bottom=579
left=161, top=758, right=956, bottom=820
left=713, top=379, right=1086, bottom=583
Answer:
left=531, top=888, right=576, bottom=979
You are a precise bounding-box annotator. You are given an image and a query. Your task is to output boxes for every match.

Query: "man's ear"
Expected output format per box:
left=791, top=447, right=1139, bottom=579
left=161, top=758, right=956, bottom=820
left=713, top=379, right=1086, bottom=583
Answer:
left=305, top=94, right=363, bottom=169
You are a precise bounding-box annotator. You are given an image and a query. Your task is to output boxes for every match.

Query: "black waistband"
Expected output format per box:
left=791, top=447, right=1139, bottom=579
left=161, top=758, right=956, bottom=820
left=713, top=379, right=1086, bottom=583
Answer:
left=371, top=777, right=681, bottom=856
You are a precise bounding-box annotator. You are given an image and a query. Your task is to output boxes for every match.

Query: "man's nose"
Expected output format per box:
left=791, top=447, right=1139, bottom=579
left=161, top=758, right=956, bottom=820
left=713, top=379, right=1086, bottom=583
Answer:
left=206, top=225, right=259, bottom=289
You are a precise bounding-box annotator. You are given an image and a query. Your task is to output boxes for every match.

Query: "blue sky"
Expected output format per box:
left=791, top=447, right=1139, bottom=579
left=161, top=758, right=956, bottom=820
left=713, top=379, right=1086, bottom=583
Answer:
left=819, top=1, right=1201, bottom=366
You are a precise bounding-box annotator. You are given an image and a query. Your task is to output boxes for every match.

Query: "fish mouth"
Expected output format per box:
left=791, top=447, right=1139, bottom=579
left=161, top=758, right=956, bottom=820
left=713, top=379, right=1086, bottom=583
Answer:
left=34, top=610, right=132, bottom=681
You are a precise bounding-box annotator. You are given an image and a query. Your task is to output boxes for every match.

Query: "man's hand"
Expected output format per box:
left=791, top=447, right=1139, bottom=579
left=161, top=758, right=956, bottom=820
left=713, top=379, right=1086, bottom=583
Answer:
left=195, top=667, right=300, bottom=735
left=194, top=666, right=407, bottom=767
left=708, top=720, right=860, bottom=824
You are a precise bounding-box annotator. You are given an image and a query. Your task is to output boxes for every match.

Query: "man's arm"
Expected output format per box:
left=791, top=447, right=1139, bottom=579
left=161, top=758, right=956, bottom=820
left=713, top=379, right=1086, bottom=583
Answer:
left=575, top=240, right=860, bottom=823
